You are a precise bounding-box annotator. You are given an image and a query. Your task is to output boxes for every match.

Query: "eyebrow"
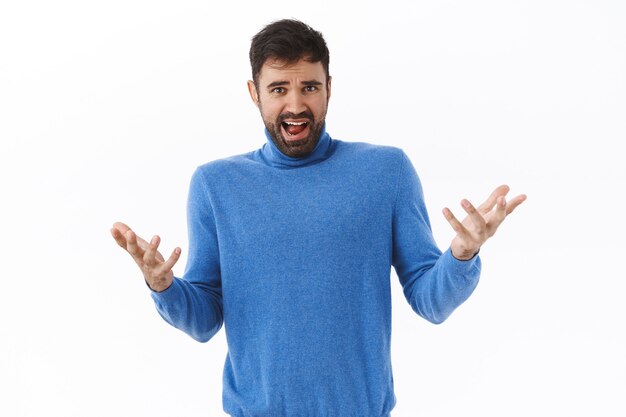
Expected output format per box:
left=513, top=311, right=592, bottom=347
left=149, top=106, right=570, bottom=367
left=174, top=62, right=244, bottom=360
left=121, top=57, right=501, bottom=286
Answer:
left=266, top=80, right=324, bottom=89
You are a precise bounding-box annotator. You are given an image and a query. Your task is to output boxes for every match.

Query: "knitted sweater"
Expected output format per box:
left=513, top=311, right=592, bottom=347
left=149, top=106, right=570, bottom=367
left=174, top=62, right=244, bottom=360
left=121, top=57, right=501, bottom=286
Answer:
left=151, top=125, right=481, bottom=417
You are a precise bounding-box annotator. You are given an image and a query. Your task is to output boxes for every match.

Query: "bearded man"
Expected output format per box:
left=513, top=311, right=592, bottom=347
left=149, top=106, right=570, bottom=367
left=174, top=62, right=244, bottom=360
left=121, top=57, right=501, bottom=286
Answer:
left=111, top=19, right=526, bottom=417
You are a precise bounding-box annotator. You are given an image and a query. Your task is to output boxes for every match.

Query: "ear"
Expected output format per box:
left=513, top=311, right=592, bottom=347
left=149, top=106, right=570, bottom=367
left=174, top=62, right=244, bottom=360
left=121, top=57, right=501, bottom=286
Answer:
left=326, top=76, right=332, bottom=100
left=247, top=80, right=260, bottom=107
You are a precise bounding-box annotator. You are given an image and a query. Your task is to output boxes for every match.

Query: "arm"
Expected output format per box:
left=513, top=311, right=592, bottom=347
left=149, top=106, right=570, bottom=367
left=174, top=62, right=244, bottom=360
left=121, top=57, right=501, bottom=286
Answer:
left=151, top=168, right=223, bottom=342
left=111, top=168, right=223, bottom=342
left=391, top=151, right=526, bottom=324
left=391, top=151, right=481, bottom=324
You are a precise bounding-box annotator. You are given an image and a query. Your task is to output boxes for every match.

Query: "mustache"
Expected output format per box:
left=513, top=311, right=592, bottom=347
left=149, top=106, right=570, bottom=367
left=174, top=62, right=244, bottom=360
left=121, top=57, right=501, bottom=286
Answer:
left=279, top=111, right=314, bottom=122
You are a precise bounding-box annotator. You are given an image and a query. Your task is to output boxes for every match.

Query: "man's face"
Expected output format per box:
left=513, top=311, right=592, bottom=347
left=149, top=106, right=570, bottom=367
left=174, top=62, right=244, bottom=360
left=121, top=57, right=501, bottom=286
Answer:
left=248, top=58, right=331, bottom=158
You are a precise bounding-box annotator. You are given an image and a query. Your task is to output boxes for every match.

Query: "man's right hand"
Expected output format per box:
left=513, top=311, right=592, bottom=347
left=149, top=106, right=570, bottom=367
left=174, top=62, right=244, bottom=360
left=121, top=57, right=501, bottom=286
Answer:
left=110, top=222, right=181, bottom=292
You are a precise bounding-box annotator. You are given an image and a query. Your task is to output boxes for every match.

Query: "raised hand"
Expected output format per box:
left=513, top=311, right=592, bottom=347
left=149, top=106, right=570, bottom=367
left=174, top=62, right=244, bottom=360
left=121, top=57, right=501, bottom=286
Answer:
left=442, top=185, right=526, bottom=260
left=110, top=221, right=181, bottom=292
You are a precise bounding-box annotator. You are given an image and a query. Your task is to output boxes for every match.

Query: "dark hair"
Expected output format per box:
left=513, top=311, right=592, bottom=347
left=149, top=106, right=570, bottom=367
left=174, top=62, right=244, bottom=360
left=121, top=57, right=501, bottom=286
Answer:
left=249, top=19, right=330, bottom=86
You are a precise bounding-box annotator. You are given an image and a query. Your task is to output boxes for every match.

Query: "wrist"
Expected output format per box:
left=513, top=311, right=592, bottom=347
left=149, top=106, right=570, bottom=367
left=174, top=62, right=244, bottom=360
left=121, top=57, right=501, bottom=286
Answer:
left=451, top=247, right=480, bottom=261
left=145, top=278, right=172, bottom=293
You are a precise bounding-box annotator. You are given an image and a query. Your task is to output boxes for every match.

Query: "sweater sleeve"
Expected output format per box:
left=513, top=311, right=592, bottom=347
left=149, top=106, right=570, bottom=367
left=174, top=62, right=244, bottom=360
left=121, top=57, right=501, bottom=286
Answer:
left=150, top=168, right=223, bottom=342
left=391, top=151, right=481, bottom=324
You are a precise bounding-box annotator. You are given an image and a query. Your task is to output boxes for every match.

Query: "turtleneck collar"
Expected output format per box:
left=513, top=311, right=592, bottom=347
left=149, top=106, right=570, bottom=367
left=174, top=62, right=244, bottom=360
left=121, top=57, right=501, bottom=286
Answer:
left=260, top=123, right=335, bottom=169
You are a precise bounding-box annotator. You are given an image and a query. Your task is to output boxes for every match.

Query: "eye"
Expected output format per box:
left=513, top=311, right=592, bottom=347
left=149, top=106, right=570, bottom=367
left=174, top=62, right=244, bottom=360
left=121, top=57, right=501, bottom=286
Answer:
left=271, top=87, right=285, bottom=94
left=304, top=85, right=318, bottom=92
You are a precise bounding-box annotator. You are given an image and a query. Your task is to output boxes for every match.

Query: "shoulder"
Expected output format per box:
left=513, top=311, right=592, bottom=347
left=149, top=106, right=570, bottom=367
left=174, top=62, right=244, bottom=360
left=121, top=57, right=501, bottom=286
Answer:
left=194, top=151, right=256, bottom=176
left=335, top=139, right=405, bottom=167
left=187, top=151, right=258, bottom=193
left=198, top=151, right=256, bottom=171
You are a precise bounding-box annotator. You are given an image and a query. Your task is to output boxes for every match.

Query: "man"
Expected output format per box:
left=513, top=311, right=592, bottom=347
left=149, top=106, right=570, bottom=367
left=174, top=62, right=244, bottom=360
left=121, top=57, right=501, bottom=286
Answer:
left=111, top=19, right=525, bottom=417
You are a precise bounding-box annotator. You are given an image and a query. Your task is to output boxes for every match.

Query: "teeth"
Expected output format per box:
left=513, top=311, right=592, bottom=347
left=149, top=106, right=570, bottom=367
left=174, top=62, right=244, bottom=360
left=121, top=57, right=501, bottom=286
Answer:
left=284, top=121, right=307, bottom=125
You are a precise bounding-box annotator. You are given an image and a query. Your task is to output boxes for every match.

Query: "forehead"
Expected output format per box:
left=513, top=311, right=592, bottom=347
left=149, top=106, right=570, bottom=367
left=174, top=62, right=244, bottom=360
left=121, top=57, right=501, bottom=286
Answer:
left=258, top=58, right=326, bottom=85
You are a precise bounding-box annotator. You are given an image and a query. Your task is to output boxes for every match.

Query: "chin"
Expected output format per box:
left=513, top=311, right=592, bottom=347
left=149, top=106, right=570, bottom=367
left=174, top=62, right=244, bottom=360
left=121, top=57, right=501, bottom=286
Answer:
left=279, top=134, right=318, bottom=157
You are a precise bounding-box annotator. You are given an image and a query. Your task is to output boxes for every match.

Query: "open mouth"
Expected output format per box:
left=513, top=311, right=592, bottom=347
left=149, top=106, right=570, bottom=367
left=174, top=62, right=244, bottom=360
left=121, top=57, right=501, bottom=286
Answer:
left=281, top=120, right=310, bottom=142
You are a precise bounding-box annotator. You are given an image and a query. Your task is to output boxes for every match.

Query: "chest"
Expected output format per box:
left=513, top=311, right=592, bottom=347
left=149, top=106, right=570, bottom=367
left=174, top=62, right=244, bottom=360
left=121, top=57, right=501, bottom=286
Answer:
left=213, top=167, right=393, bottom=254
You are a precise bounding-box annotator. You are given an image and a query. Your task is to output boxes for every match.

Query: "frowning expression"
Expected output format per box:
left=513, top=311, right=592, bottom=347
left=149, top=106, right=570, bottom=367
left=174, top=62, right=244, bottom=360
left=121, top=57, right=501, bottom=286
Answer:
left=248, top=58, right=331, bottom=158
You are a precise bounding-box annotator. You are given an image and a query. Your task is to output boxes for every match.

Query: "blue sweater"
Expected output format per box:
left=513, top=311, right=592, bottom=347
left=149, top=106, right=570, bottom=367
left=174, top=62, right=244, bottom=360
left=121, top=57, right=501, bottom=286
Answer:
left=151, top=125, right=481, bottom=417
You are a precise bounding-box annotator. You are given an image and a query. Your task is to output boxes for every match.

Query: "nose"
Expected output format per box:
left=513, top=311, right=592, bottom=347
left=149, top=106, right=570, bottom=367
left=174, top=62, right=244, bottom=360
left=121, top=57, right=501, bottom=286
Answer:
left=284, top=90, right=307, bottom=115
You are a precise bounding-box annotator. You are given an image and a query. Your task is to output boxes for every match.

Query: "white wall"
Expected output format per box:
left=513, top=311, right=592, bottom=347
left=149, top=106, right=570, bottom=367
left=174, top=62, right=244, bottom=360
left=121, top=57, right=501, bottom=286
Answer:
left=1, top=0, right=624, bottom=415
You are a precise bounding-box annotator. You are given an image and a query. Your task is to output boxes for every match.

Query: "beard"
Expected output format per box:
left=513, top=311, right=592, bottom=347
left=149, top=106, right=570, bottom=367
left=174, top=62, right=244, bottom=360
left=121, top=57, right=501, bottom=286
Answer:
left=262, top=109, right=326, bottom=158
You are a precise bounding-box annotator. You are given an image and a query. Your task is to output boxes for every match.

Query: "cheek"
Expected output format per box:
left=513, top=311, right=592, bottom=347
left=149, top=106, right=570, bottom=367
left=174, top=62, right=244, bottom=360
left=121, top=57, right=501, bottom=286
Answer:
left=312, top=97, right=328, bottom=117
left=259, top=100, right=282, bottom=120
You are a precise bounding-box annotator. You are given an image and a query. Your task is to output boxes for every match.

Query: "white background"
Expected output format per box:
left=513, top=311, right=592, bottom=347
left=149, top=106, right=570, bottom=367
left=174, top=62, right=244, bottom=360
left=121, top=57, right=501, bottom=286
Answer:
left=1, top=0, right=625, bottom=416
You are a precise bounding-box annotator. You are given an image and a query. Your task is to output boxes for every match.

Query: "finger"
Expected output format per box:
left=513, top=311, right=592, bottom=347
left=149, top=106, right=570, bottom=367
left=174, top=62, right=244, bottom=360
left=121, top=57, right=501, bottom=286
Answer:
left=110, top=227, right=128, bottom=249
left=477, top=184, right=510, bottom=214
left=505, top=194, right=527, bottom=216
left=143, top=235, right=160, bottom=267
left=442, top=207, right=469, bottom=238
left=112, top=221, right=132, bottom=234
left=125, top=230, right=143, bottom=259
left=112, top=222, right=149, bottom=251
left=461, top=199, right=487, bottom=230
left=160, top=247, right=182, bottom=273
left=487, top=195, right=508, bottom=234
left=133, top=233, right=150, bottom=252
left=496, top=195, right=507, bottom=219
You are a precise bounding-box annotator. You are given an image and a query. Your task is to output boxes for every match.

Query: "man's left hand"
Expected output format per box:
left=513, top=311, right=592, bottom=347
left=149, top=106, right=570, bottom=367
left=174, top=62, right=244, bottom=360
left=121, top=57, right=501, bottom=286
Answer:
left=443, top=184, right=527, bottom=260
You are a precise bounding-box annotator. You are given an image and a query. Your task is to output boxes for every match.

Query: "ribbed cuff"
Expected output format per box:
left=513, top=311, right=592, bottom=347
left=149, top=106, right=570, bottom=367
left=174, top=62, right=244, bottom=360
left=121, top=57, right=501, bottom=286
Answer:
left=149, top=277, right=182, bottom=302
left=443, top=247, right=482, bottom=278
